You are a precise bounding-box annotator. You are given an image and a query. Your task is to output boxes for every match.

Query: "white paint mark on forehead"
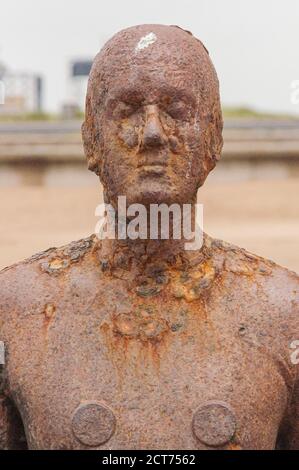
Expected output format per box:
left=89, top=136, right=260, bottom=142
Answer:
left=135, top=32, right=157, bottom=52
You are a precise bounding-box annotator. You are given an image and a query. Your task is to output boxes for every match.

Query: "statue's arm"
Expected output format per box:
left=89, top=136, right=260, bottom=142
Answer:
left=273, top=270, right=299, bottom=449
left=0, top=359, right=27, bottom=449
left=0, top=319, right=27, bottom=448
left=277, top=334, right=299, bottom=449
left=0, top=401, right=27, bottom=449
left=285, top=297, right=299, bottom=449
left=0, top=268, right=28, bottom=449
left=280, top=377, right=299, bottom=450
left=0, top=307, right=14, bottom=449
left=0, top=392, right=16, bottom=449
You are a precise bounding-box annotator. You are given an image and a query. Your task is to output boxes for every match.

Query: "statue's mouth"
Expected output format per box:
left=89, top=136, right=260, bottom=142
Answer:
left=137, top=152, right=169, bottom=169
left=138, top=164, right=167, bottom=176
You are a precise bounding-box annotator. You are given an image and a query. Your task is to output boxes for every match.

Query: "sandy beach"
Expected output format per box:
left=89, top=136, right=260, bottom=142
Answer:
left=1, top=177, right=298, bottom=273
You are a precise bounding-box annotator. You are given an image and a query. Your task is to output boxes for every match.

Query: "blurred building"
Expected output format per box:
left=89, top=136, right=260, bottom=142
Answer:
left=0, top=63, right=43, bottom=115
left=63, top=59, right=92, bottom=115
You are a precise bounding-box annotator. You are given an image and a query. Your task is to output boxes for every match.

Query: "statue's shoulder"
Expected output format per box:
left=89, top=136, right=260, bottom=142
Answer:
left=206, top=234, right=299, bottom=319
left=208, top=234, right=298, bottom=284
left=0, top=234, right=98, bottom=276
left=0, top=235, right=100, bottom=314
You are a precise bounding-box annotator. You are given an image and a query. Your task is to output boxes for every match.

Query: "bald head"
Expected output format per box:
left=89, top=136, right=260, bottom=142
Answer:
left=85, top=25, right=220, bottom=117
left=91, top=25, right=215, bottom=89
left=82, top=25, right=223, bottom=206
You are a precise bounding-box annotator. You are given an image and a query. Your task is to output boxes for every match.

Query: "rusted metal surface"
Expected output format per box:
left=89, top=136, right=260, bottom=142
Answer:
left=0, top=24, right=298, bottom=450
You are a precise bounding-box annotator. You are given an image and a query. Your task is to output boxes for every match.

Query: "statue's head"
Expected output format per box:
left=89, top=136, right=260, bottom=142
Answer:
left=82, top=24, right=223, bottom=208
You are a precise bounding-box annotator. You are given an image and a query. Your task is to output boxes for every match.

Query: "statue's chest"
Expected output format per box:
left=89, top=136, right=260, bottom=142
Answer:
left=11, top=295, right=287, bottom=450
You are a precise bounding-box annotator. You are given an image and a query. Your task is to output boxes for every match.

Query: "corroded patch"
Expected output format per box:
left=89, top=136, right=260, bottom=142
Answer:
left=223, top=249, right=273, bottom=276
left=171, top=259, right=216, bottom=301
left=62, top=237, right=94, bottom=261
left=44, top=303, right=56, bottom=320
left=40, top=236, right=95, bottom=275
left=136, top=284, right=162, bottom=297
left=113, top=311, right=168, bottom=341
left=41, top=258, right=70, bottom=274
left=72, top=402, right=116, bottom=447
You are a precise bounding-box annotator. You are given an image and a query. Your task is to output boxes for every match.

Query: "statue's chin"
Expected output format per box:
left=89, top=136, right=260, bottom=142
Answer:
left=124, top=190, right=186, bottom=208
left=106, top=178, right=197, bottom=209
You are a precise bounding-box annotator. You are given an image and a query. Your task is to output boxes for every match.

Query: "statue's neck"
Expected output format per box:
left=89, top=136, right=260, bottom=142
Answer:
left=96, top=199, right=205, bottom=271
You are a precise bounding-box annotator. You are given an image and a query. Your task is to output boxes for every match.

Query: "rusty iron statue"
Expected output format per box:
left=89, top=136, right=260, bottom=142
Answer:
left=0, top=24, right=299, bottom=450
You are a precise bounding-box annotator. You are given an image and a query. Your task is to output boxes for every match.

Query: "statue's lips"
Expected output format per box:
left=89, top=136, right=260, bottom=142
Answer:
left=137, top=152, right=169, bottom=175
left=138, top=164, right=167, bottom=175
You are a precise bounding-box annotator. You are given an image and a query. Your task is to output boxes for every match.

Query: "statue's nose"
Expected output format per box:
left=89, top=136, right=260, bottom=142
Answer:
left=141, top=105, right=167, bottom=149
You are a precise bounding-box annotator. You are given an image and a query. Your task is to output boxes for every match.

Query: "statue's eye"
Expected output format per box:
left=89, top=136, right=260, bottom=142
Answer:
left=166, top=101, right=192, bottom=120
left=110, top=101, right=137, bottom=119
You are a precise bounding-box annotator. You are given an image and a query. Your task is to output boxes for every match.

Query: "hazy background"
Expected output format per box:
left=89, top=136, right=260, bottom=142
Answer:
left=1, top=0, right=299, bottom=114
left=0, top=0, right=298, bottom=273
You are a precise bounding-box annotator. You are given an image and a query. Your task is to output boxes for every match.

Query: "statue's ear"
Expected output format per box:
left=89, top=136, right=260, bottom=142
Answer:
left=206, top=103, right=223, bottom=172
left=81, top=94, right=101, bottom=175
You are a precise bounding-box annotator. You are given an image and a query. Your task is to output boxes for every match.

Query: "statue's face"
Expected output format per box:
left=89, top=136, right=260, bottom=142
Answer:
left=84, top=26, right=222, bottom=208
left=100, top=72, right=202, bottom=207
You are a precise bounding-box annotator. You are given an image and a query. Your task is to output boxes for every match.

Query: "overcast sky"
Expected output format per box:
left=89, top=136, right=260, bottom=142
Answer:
left=1, top=0, right=299, bottom=114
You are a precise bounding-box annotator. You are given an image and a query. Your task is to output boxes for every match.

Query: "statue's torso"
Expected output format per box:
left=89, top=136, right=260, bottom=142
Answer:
left=1, top=236, right=298, bottom=449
